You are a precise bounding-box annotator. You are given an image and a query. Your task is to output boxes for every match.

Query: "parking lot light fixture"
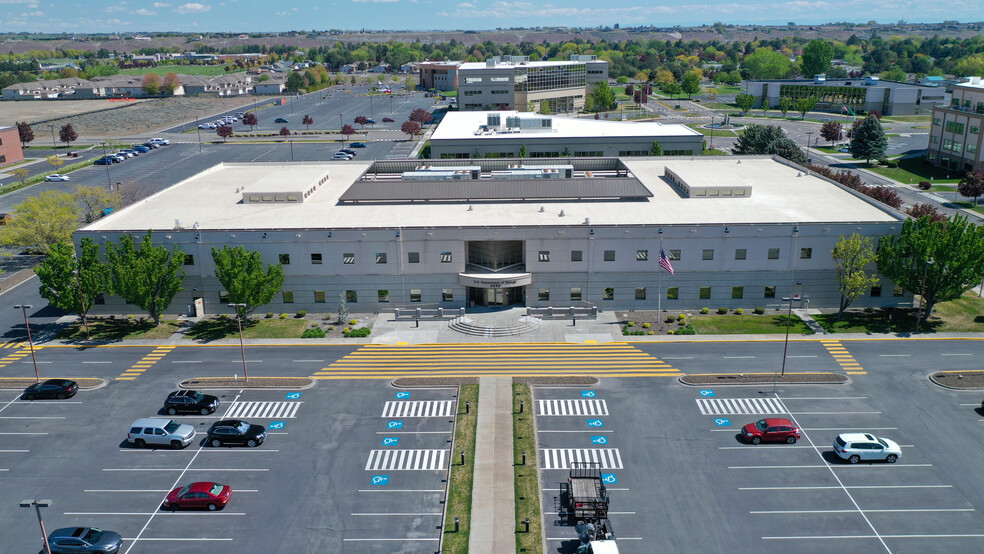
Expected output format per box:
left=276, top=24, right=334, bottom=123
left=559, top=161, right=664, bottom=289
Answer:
left=19, top=499, right=52, bottom=554
left=13, top=304, right=40, bottom=383
left=229, top=303, right=248, bottom=381
left=774, top=281, right=802, bottom=392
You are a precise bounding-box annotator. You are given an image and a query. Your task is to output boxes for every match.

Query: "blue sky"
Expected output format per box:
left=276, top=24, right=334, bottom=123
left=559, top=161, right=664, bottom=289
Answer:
left=2, top=0, right=982, bottom=33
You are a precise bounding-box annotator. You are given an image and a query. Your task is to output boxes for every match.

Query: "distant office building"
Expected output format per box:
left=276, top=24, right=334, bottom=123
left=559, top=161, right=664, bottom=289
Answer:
left=742, top=75, right=947, bottom=115
left=418, top=60, right=461, bottom=91
left=0, top=126, right=25, bottom=167
left=927, top=76, right=984, bottom=173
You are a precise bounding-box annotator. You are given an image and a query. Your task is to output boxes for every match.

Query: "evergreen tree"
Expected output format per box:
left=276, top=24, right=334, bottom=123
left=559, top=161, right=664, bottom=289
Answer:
left=849, top=114, right=888, bottom=163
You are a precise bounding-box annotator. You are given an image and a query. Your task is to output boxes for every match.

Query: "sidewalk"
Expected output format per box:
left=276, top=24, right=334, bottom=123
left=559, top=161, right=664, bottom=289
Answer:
left=468, top=376, right=515, bottom=553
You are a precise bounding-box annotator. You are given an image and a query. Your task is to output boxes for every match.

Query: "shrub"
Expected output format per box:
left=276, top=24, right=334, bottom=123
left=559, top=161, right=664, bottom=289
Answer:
left=918, top=181, right=931, bottom=190
left=677, top=313, right=686, bottom=321
left=884, top=159, right=898, bottom=168
left=675, top=325, right=696, bottom=335
left=218, top=314, right=227, bottom=320
left=754, top=306, right=765, bottom=315
left=108, top=314, right=115, bottom=320
left=665, top=316, right=676, bottom=323
left=265, top=312, right=274, bottom=318
left=735, top=308, right=744, bottom=315
left=864, top=307, right=875, bottom=313
left=647, top=331, right=655, bottom=335
left=626, top=321, right=635, bottom=327
left=128, top=314, right=135, bottom=320
left=700, top=307, right=710, bottom=314
left=301, top=327, right=326, bottom=338
left=295, top=310, right=307, bottom=318
left=621, top=325, right=645, bottom=335
left=327, top=325, right=335, bottom=331
left=280, top=313, right=288, bottom=319
left=344, top=326, right=372, bottom=337
left=667, top=329, right=675, bottom=335
left=717, top=307, right=728, bottom=314
left=349, top=318, right=358, bottom=326
left=642, top=322, right=651, bottom=328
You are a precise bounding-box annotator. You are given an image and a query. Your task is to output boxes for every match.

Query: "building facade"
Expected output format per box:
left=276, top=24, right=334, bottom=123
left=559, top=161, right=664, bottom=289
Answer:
left=418, top=61, right=460, bottom=91
left=743, top=76, right=947, bottom=116
left=76, top=157, right=909, bottom=317
left=927, top=77, right=984, bottom=173
left=0, top=126, right=25, bottom=167
left=455, top=56, right=608, bottom=113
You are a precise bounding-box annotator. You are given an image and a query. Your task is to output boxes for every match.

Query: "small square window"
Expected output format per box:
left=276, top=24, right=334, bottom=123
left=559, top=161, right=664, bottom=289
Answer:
left=604, top=250, right=615, bottom=262
left=603, top=287, right=614, bottom=300
left=669, top=249, right=680, bottom=260
left=570, top=287, right=582, bottom=301
left=892, top=285, right=904, bottom=297
left=279, top=253, right=290, bottom=265
left=95, top=293, right=105, bottom=305
left=635, top=287, right=646, bottom=300
left=314, top=290, right=326, bottom=303
left=800, top=248, right=812, bottom=259
left=408, top=252, right=420, bottom=263
left=768, top=248, right=780, bottom=260
left=699, top=286, right=711, bottom=299
left=571, top=250, right=583, bottom=262
left=346, top=290, right=357, bottom=302
left=667, top=287, right=679, bottom=300
left=219, top=291, right=229, bottom=303
left=184, top=254, right=195, bottom=265
left=539, top=251, right=550, bottom=262
left=343, top=253, right=355, bottom=264
left=732, top=286, right=743, bottom=299
left=283, top=291, right=294, bottom=303
left=441, top=251, right=452, bottom=263
left=376, top=252, right=387, bottom=264
left=636, top=249, right=648, bottom=261
left=870, top=285, right=882, bottom=297
left=442, top=289, right=454, bottom=302
left=734, top=249, right=746, bottom=261
left=702, top=249, right=714, bottom=260
left=764, top=286, right=776, bottom=298
left=538, top=288, right=550, bottom=301
left=378, top=290, right=390, bottom=302
left=311, top=253, right=322, bottom=264
left=410, top=289, right=421, bottom=302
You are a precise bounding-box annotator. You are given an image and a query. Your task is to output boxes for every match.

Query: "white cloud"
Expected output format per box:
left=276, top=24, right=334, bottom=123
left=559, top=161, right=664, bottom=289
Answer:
left=134, top=8, right=157, bottom=15
left=0, top=0, right=37, bottom=4
left=106, top=18, right=129, bottom=25
left=175, top=2, right=210, bottom=13
left=153, top=2, right=171, bottom=6
left=457, top=1, right=473, bottom=6
left=107, top=4, right=127, bottom=11
left=352, top=0, right=399, bottom=3
left=21, top=9, right=42, bottom=16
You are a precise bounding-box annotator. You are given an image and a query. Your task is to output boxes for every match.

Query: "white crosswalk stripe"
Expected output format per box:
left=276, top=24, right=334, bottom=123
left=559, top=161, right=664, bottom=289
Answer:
left=540, top=448, right=623, bottom=470
left=381, top=400, right=455, bottom=418
left=365, top=449, right=447, bottom=471
left=537, top=399, right=609, bottom=416
left=222, top=401, right=301, bottom=419
left=695, top=397, right=786, bottom=415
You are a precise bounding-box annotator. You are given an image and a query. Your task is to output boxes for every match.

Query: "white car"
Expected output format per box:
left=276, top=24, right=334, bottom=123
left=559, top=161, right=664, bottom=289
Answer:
left=117, top=151, right=134, bottom=158
left=833, top=433, right=901, bottom=464
left=45, top=174, right=70, bottom=182
left=149, top=137, right=170, bottom=145
left=199, top=123, right=216, bottom=129
left=332, top=152, right=354, bottom=160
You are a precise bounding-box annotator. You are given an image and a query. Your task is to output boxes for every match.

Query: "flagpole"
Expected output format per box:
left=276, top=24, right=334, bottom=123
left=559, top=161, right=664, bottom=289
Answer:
left=657, top=237, right=663, bottom=316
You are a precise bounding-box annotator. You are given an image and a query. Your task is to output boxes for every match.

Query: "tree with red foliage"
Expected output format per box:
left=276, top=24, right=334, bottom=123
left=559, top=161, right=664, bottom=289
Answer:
left=905, top=203, right=947, bottom=223
left=354, top=115, right=368, bottom=128
left=242, top=112, right=257, bottom=131
left=958, top=171, right=984, bottom=206
left=401, top=120, right=421, bottom=140
left=216, top=125, right=233, bottom=142
left=341, top=124, right=356, bottom=139
left=17, top=121, right=34, bottom=144
left=409, top=108, right=433, bottom=124
left=820, top=121, right=843, bottom=145
left=59, top=123, right=77, bottom=147
left=279, top=126, right=291, bottom=137
left=302, top=115, right=313, bottom=130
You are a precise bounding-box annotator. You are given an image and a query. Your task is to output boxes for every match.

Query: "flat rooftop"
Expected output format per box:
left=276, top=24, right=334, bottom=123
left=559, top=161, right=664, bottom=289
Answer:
left=458, top=60, right=581, bottom=70
left=430, top=111, right=701, bottom=141
left=81, top=157, right=900, bottom=233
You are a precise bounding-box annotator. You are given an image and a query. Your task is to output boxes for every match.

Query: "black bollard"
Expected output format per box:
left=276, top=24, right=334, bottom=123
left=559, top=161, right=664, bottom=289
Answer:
left=520, top=400, right=524, bottom=414
left=522, top=451, right=526, bottom=466
left=415, top=317, right=419, bottom=328
left=465, top=401, right=470, bottom=414
left=524, top=517, right=530, bottom=533
left=454, top=517, right=459, bottom=532
left=460, top=450, right=465, bottom=465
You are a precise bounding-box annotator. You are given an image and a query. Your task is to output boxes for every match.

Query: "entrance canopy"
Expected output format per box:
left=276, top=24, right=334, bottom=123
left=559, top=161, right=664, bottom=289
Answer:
left=459, top=273, right=532, bottom=288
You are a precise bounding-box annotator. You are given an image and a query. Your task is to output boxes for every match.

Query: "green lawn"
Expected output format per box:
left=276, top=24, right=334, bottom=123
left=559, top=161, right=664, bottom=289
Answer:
left=118, top=65, right=229, bottom=76
left=709, top=85, right=741, bottom=95
left=814, top=291, right=984, bottom=334
left=56, top=318, right=182, bottom=341
left=185, top=317, right=311, bottom=341
left=704, top=148, right=730, bottom=156
left=685, top=123, right=736, bottom=137
left=513, top=383, right=542, bottom=552
left=950, top=201, right=984, bottom=215
left=864, top=157, right=962, bottom=184
left=930, top=185, right=956, bottom=192
left=881, top=115, right=931, bottom=123
left=443, top=384, right=478, bottom=553
left=690, top=313, right=812, bottom=335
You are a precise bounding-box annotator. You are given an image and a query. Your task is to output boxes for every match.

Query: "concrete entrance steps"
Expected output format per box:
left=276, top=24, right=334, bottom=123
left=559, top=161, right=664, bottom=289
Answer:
left=449, top=315, right=541, bottom=337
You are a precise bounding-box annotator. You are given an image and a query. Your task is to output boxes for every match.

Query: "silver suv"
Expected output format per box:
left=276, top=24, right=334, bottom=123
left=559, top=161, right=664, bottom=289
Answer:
left=128, top=418, right=196, bottom=449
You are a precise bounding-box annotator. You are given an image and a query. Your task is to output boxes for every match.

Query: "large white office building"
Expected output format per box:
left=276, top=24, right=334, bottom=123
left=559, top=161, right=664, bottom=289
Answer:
left=77, top=156, right=909, bottom=316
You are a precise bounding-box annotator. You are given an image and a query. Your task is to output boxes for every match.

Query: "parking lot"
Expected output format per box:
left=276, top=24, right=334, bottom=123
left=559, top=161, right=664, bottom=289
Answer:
left=536, top=372, right=984, bottom=553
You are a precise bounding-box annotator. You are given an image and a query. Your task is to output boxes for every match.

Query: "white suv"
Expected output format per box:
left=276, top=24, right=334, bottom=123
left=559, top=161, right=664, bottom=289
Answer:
left=833, top=433, right=901, bottom=464
left=149, top=137, right=170, bottom=146
left=128, top=418, right=196, bottom=449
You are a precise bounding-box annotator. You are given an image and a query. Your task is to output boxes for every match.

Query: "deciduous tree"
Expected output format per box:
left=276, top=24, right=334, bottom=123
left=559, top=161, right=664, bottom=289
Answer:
left=47, top=155, right=64, bottom=171
left=905, top=203, right=947, bottom=223
left=731, top=124, right=806, bottom=165
left=849, top=114, right=888, bottom=163
left=104, top=231, right=186, bottom=326
left=957, top=171, right=984, bottom=206
left=591, top=80, right=616, bottom=111
left=734, top=93, right=755, bottom=115
left=162, top=72, right=181, bottom=94
left=832, top=234, right=879, bottom=318
left=341, top=124, right=356, bottom=139
left=409, top=108, right=433, bottom=124
left=74, top=185, right=121, bottom=224
left=820, top=121, right=843, bottom=145
left=17, top=121, right=34, bottom=144
left=35, top=238, right=108, bottom=339
left=211, top=245, right=284, bottom=319
left=242, top=112, right=257, bottom=130
left=216, top=125, right=233, bottom=141
left=801, top=39, right=834, bottom=78
left=279, top=126, right=291, bottom=137
left=681, top=69, right=701, bottom=98
left=302, top=114, right=313, bottom=130
left=742, top=47, right=791, bottom=79
left=285, top=71, right=305, bottom=92
left=10, top=167, right=30, bottom=184
left=354, top=115, right=368, bottom=128
left=0, top=190, right=78, bottom=254
left=778, top=96, right=793, bottom=117
left=141, top=73, right=161, bottom=95
left=59, top=123, right=77, bottom=147
left=401, top=119, right=421, bottom=139
left=793, top=96, right=817, bottom=119
left=661, top=81, right=682, bottom=99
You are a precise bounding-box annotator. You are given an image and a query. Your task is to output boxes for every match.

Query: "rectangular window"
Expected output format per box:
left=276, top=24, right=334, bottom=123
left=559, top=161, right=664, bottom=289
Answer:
left=314, top=290, right=326, bottom=303
left=343, top=253, right=355, bottom=264
left=603, top=287, right=614, bottom=300
left=667, top=287, right=679, bottom=300
left=378, top=290, right=389, bottom=302
left=441, top=251, right=452, bottom=263
left=892, top=285, right=904, bottom=297
left=311, top=253, right=322, bottom=264
left=346, top=290, right=357, bottom=302
left=538, top=288, right=550, bottom=301
left=933, top=117, right=941, bottom=126
left=279, top=253, right=290, bottom=265
left=539, top=251, right=550, bottom=262
left=570, top=287, right=582, bottom=301
left=870, top=285, right=882, bottom=297
left=971, top=126, right=980, bottom=134
left=764, top=286, right=776, bottom=299
left=636, top=249, right=648, bottom=261
left=732, top=286, right=744, bottom=299
left=283, top=291, right=294, bottom=303
left=930, top=135, right=939, bottom=144
left=800, top=248, right=813, bottom=259
left=669, top=249, right=680, bottom=260
left=219, top=290, right=229, bottom=303
left=95, top=292, right=105, bottom=305
left=768, top=248, right=780, bottom=260
left=183, top=254, right=194, bottom=265
left=734, top=248, right=746, bottom=260
left=408, top=251, right=420, bottom=263
left=635, top=287, right=646, bottom=300
left=604, top=250, right=615, bottom=262
left=442, top=289, right=454, bottom=302
left=571, top=250, right=583, bottom=262
left=376, top=252, right=387, bottom=264
left=702, top=249, right=714, bottom=260
left=410, top=289, right=421, bottom=302
left=699, top=286, right=711, bottom=299
left=969, top=144, right=978, bottom=154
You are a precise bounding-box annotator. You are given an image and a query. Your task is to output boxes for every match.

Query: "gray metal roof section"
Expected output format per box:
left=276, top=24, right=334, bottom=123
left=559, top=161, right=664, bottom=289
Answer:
left=337, top=177, right=652, bottom=202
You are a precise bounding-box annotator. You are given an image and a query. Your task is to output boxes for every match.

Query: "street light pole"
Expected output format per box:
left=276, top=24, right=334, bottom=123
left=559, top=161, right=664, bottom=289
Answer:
left=709, top=115, right=715, bottom=151
left=229, top=303, right=248, bottom=381
left=774, top=281, right=802, bottom=393
left=195, top=116, right=202, bottom=152
left=370, top=94, right=374, bottom=119
left=914, top=258, right=935, bottom=333
left=289, top=140, right=294, bottom=161
left=14, top=305, right=40, bottom=382
left=805, top=131, right=813, bottom=165
left=20, top=499, right=52, bottom=554
left=101, top=142, right=112, bottom=188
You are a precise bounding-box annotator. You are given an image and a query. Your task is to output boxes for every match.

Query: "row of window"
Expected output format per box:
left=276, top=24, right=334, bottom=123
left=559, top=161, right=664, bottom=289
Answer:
left=227, top=289, right=456, bottom=304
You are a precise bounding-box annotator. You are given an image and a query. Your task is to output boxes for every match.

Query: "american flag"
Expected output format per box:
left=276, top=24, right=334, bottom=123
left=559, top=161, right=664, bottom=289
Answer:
left=659, top=249, right=675, bottom=276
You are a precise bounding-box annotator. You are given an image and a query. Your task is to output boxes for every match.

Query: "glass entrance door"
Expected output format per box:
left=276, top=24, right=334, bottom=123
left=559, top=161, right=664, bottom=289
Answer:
left=486, top=288, right=505, bottom=307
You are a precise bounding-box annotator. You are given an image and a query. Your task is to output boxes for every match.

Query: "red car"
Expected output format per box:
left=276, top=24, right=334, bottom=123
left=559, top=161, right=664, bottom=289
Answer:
left=742, top=418, right=800, bottom=444
left=162, top=482, right=232, bottom=511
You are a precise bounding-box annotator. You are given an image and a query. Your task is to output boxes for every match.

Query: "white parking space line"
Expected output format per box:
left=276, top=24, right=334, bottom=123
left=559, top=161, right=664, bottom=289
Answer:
left=84, top=489, right=259, bottom=493
left=350, top=512, right=443, bottom=516
left=752, top=508, right=973, bottom=514
left=540, top=430, right=611, bottom=433
left=730, top=464, right=932, bottom=469
left=547, top=537, right=643, bottom=541
left=374, top=431, right=450, bottom=435
left=105, top=468, right=270, bottom=472
left=789, top=411, right=881, bottom=415
left=342, top=538, right=440, bottom=542
left=66, top=512, right=247, bottom=516
left=941, top=353, right=973, bottom=356
left=0, top=416, right=66, bottom=419
left=118, top=449, right=280, bottom=453
left=803, top=427, right=897, bottom=431
left=123, top=538, right=233, bottom=542
left=0, top=449, right=29, bottom=452
left=741, top=485, right=953, bottom=490
left=781, top=397, right=868, bottom=400
left=879, top=354, right=911, bottom=357
left=14, top=401, right=83, bottom=404
left=722, top=445, right=914, bottom=450
left=958, top=403, right=979, bottom=406
left=0, top=432, right=47, bottom=435
left=764, top=534, right=984, bottom=540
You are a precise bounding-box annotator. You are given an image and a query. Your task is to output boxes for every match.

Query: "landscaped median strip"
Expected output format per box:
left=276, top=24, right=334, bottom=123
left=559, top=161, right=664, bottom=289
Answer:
left=440, top=383, right=478, bottom=553
left=0, top=377, right=105, bottom=389
left=513, top=382, right=543, bottom=552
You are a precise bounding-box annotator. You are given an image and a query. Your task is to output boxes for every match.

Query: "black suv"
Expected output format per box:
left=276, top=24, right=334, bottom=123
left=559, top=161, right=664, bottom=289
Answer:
left=207, top=419, right=267, bottom=447
left=163, top=390, right=220, bottom=415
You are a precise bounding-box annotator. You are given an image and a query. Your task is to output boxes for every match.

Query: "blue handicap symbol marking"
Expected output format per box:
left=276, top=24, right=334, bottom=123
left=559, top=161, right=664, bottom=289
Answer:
left=285, top=392, right=302, bottom=400
left=387, top=421, right=404, bottom=429
left=395, top=392, right=411, bottom=399
left=267, top=421, right=285, bottom=430
left=714, top=418, right=731, bottom=427
left=581, top=390, right=596, bottom=398
left=699, top=389, right=715, bottom=397
left=591, top=436, right=608, bottom=445
left=370, top=475, right=389, bottom=486
left=601, top=474, right=618, bottom=484
left=382, top=437, right=400, bottom=446
left=587, top=419, right=604, bottom=427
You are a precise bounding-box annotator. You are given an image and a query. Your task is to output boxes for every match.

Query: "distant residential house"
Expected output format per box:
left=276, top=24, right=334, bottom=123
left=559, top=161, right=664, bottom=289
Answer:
left=39, top=62, right=81, bottom=72
left=2, top=77, right=95, bottom=100
left=88, top=75, right=153, bottom=97
left=292, top=62, right=310, bottom=70
left=369, top=63, right=391, bottom=74
left=253, top=75, right=287, bottom=95
left=339, top=63, right=359, bottom=74
left=400, top=62, right=419, bottom=73
left=180, top=75, right=212, bottom=96
left=131, top=54, right=162, bottom=63
left=920, top=76, right=945, bottom=87
left=181, top=74, right=252, bottom=96
left=269, top=61, right=292, bottom=73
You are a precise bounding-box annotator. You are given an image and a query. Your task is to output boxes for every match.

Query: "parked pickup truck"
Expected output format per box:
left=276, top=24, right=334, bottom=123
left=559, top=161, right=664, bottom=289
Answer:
left=563, top=462, right=610, bottom=522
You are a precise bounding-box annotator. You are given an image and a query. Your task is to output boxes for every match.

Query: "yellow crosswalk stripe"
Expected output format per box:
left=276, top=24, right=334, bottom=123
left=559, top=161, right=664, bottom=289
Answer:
left=116, top=347, right=174, bottom=380
left=822, top=340, right=865, bottom=375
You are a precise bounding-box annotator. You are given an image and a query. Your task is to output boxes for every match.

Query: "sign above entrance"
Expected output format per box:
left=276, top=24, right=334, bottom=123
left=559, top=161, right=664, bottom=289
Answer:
left=459, top=272, right=532, bottom=288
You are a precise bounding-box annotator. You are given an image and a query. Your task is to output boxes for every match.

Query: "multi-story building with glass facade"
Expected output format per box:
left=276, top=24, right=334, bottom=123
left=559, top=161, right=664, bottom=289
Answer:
left=455, top=56, right=607, bottom=113
left=743, top=75, right=946, bottom=116
left=928, top=77, right=984, bottom=173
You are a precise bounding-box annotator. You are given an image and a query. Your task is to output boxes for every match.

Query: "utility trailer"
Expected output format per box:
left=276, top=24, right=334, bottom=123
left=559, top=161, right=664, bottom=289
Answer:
left=563, top=462, right=610, bottom=522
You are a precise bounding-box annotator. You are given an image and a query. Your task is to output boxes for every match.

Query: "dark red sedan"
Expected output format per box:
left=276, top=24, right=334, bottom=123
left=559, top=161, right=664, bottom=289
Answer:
left=742, top=418, right=800, bottom=444
left=163, top=482, right=232, bottom=511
